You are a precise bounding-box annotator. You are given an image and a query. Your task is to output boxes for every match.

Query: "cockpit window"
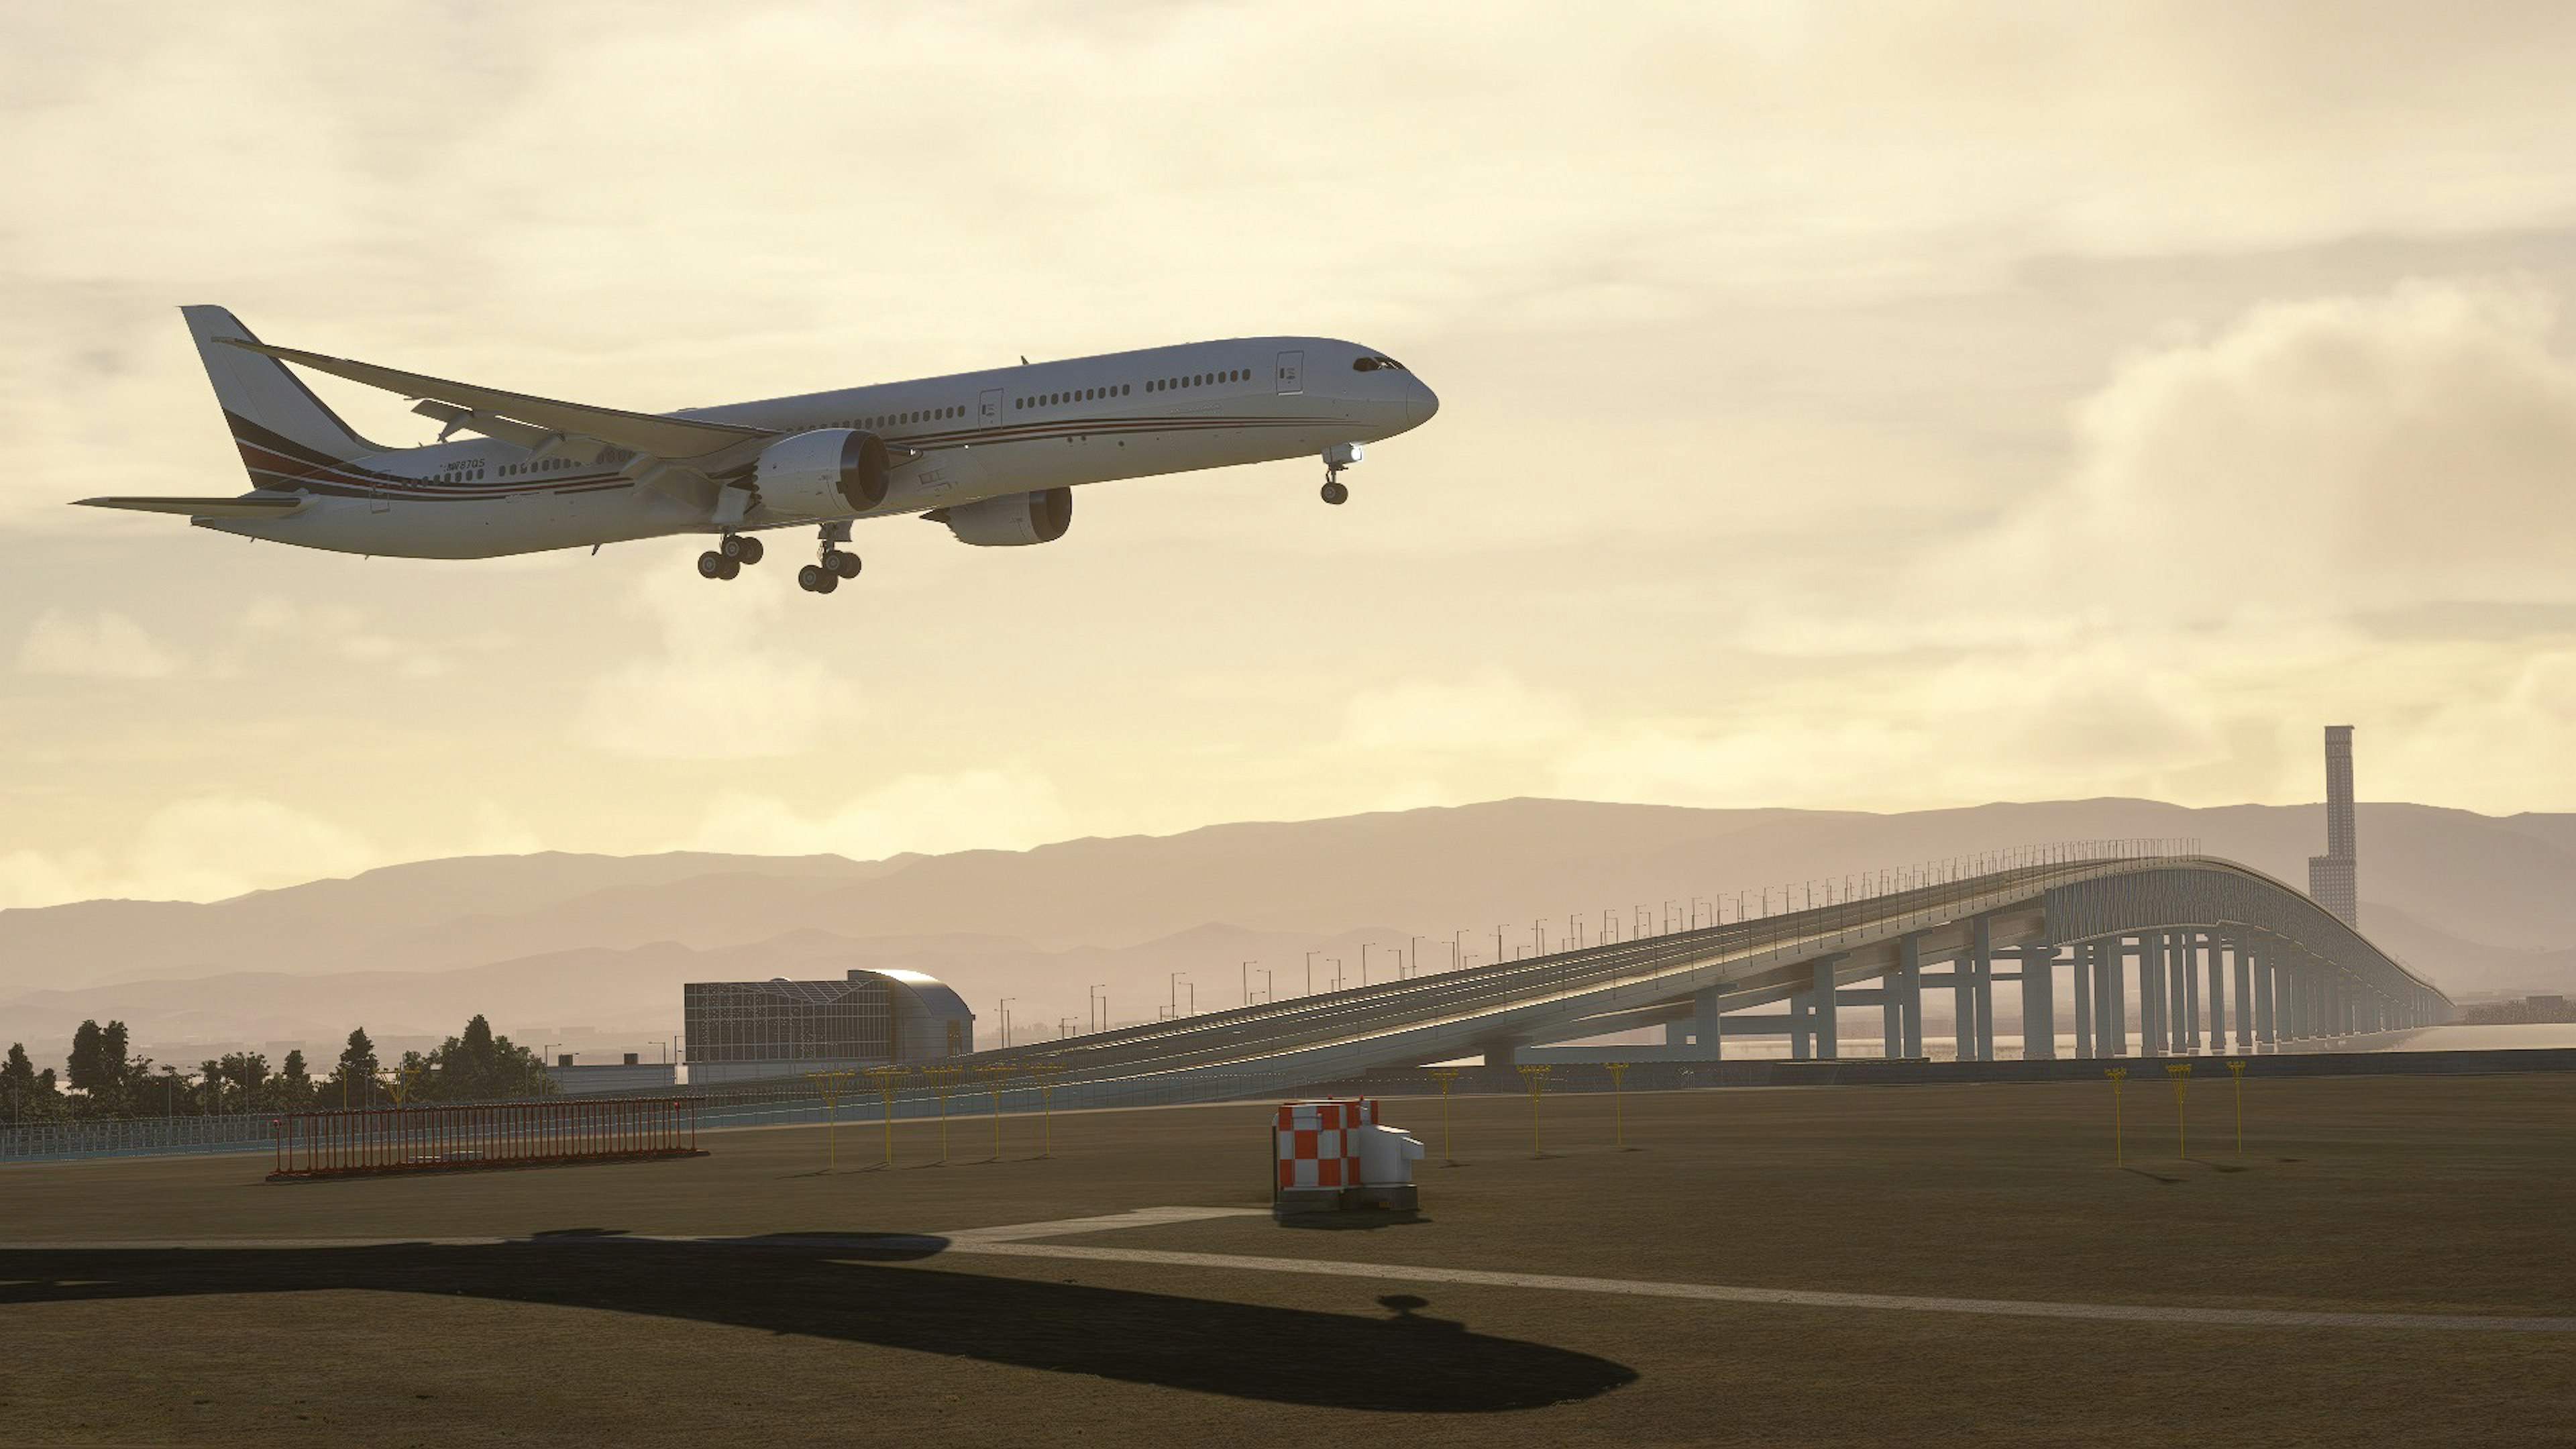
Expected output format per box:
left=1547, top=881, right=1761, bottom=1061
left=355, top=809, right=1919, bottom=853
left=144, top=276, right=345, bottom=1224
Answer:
left=1351, top=356, right=1406, bottom=372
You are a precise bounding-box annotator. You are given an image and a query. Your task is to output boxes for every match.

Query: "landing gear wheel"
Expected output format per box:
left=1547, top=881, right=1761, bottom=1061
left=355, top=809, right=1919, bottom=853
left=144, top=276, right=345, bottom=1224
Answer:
left=1320, top=480, right=1348, bottom=506
left=812, top=568, right=838, bottom=594
left=698, top=550, right=734, bottom=580
left=797, top=564, right=824, bottom=592
left=722, top=534, right=764, bottom=565
left=831, top=550, right=861, bottom=580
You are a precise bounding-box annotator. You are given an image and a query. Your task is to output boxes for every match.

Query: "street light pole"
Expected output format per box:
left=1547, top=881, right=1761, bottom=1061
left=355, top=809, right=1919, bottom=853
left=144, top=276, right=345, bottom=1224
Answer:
left=1242, top=961, right=1256, bottom=1008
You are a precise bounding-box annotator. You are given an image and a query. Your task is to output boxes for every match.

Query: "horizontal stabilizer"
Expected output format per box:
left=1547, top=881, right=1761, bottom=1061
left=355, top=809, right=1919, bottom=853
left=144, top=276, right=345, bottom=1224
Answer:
left=76, top=494, right=310, bottom=519
left=220, top=339, right=770, bottom=461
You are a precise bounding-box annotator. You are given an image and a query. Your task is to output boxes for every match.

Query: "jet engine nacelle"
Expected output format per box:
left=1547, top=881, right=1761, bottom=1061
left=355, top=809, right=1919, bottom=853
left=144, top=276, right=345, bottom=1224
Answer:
left=753, top=429, right=889, bottom=518
left=936, top=488, right=1072, bottom=546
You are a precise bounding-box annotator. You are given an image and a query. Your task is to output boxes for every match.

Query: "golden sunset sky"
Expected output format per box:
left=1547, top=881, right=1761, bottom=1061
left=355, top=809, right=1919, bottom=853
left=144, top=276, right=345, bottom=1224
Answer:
left=8, top=2, right=2576, bottom=906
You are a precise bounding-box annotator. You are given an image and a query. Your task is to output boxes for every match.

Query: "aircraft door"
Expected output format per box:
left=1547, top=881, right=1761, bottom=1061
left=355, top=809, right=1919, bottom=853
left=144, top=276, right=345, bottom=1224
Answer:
left=977, top=387, right=1004, bottom=429
left=1275, top=350, right=1304, bottom=395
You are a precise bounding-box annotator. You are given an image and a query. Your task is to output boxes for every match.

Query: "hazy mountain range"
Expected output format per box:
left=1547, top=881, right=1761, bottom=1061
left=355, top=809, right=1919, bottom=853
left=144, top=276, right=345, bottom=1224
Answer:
left=3, top=797, right=2570, bottom=1065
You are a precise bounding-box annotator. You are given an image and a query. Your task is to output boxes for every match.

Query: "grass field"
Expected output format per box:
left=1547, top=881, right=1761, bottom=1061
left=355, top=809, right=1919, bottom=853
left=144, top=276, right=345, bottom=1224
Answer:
left=3, top=1073, right=2570, bottom=1446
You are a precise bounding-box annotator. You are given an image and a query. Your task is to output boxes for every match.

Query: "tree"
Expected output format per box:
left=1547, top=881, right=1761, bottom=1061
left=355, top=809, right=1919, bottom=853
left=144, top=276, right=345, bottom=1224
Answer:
left=335, top=1028, right=382, bottom=1108
left=199, top=1053, right=270, bottom=1114
left=101, top=1021, right=131, bottom=1088
left=66, top=1020, right=106, bottom=1093
left=420, top=1015, right=555, bottom=1101
left=2, top=1042, right=38, bottom=1095
left=5, top=1042, right=65, bottom=1124
left=278, top=1049, right=315, bottom=1110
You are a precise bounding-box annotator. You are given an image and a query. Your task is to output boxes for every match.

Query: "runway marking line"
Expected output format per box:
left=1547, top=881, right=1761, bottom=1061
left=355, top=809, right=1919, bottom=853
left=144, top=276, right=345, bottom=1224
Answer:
left=7, top=1208, right=2569, bottom=1335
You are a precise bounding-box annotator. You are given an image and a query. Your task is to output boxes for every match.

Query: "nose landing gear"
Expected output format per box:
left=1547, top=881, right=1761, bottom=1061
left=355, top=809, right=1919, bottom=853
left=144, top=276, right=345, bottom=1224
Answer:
left=798, top=522, right=861, bottom=596
left=1320, top=441, right=1362, bottom=505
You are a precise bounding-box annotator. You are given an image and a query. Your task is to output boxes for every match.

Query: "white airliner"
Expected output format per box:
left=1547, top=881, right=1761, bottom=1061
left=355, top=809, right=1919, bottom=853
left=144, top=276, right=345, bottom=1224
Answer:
left=78, top=307, right=1438, bottom=594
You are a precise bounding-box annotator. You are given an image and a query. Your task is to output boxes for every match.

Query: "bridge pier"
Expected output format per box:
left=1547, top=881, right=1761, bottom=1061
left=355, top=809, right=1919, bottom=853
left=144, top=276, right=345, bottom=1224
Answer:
left=1946, top=967, right=1970, bottom=1061
left=2182, top=932, right=2202, bottom=1051
left=2208, top=936, right=2229, bottom=1053
left=1896, top=933, right=1927, bottom=1057
left=2254, top=947, right=2275, bottom=1044
left=2139, top=932, right=2165, bottom=1058
left=1662, top=987, right=1726, bottom=1057
left=1812, top=954, right=1845, bottom=1059
left=1969, top=915, right=1998, bottom=1061
left=2099, top=939, right=2127, bottom=1057
left=2171, top=935, right=2192, bottom=1054
left=2021, top=947, right=2056, bottom=1060
left=2071, top=944, right=2095, bottom=1057
left=2232, top=937, right=2254, bottom=1051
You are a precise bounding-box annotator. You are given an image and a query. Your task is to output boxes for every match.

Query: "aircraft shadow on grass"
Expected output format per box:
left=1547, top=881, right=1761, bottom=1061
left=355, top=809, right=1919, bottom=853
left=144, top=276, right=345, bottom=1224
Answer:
left=0, top=1235, right=1635, bottom=1413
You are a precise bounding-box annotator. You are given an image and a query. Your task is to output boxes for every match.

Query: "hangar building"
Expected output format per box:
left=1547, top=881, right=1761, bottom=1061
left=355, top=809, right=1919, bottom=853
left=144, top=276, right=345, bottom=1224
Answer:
left=682, top=968, right=976, bottom=1086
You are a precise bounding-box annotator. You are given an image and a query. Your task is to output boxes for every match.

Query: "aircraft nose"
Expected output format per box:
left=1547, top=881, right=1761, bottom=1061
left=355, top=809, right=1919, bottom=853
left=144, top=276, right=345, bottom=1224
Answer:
left=1409, top=377, right=1440, bottom=427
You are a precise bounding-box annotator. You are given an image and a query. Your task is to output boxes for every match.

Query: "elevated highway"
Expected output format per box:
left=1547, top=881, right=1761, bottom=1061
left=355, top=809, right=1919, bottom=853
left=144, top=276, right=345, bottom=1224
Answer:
left=969, top=845, right=2453, bottom=1108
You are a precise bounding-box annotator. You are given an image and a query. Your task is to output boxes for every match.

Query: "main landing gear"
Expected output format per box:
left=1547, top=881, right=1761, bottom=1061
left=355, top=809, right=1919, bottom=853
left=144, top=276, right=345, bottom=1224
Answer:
left=696, top=532, right=765, bottom=580
left=796, top=522, right=862, bottom=596
left=1320, top=441, right=1362, bottom=505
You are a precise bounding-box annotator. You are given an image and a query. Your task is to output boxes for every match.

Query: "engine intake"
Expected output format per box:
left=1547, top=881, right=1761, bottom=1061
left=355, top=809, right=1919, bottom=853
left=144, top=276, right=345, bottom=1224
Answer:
left=753, top=429, right=888, bottom=518
left=934, top=488, right=1073, bottom=547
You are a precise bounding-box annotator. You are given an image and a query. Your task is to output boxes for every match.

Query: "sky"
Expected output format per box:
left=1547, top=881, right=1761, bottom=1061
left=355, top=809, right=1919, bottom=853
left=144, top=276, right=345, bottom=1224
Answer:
left=8, top=1, right=2576, bottom=908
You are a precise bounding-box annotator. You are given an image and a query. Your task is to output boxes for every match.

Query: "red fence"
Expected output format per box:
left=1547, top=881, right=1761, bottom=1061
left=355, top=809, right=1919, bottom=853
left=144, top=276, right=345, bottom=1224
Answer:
left=269, top=1097, right=706, bottom=1181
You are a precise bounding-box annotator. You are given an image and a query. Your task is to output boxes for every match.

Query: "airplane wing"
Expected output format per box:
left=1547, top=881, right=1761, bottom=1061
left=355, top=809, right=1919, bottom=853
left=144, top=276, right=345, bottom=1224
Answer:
left=75, top=493, right=310, bottom=518
left=217, top=339, right=771, bottom=461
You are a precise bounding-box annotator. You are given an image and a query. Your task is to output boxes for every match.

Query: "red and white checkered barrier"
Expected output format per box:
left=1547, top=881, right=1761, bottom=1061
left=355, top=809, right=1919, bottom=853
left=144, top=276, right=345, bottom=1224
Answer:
left=1275, top=1097, right=1374, bottom=1191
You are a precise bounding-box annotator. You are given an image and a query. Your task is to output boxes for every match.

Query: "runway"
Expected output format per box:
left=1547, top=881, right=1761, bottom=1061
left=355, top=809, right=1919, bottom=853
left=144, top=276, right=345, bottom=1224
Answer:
left=11, top=1204, right=2569, bottom=1335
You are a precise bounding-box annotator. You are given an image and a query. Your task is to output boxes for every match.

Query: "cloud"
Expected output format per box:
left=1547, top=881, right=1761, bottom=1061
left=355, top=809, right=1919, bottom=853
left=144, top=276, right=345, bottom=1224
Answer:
left=575, top=570, right=861, bottom=759
left=1339, top=671, right=1580, bottom=751
left=687, top=769, right=1073, bottom=861
left=1553, top=640, right=2226, bottom=812
left=227, top=597, right=445, bottom=678
left=16, top=607, right=182, bottom=678
left=124, top=796, right=380, bottom=902
left=0, top=795, right=378, bottom=908
left=2040, top=279, right=2576, bottom=614
left=0, top=795, right=562, bottom=910
left=1741, top=278, right=2576, bottom=657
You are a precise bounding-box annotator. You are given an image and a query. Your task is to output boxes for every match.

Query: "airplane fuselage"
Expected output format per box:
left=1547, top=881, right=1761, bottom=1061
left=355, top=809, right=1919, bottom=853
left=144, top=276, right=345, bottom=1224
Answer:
left=196, top=336, right=1436, bottom=559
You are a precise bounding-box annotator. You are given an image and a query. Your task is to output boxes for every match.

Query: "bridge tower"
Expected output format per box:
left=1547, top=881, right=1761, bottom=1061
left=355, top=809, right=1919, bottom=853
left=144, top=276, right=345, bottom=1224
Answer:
left=2307, top=724, right=2360, bottom=928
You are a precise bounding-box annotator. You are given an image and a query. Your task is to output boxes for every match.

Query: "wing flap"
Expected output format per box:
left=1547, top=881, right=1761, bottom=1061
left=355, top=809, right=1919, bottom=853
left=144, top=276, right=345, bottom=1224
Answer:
left=77, top=494, right=311, bottom=519
left=219, top=339, right=771, bottom=461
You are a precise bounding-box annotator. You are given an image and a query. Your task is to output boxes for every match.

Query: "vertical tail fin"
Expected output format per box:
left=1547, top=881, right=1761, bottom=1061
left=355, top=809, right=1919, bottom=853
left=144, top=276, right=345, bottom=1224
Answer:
left=180, top=305, right=382, bottom=482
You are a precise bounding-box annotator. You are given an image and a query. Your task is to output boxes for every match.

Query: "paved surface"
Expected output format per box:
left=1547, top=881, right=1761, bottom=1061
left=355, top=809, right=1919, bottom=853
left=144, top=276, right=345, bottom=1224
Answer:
left=11, top=1205, right=2567, bottom=1335
left=4, top=1076, right=2569, bottom=1446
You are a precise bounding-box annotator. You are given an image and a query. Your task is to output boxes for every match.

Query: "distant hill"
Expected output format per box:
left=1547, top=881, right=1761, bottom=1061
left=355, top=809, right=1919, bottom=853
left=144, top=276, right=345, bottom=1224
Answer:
left=4, top=797, right=2571, bottom=1063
